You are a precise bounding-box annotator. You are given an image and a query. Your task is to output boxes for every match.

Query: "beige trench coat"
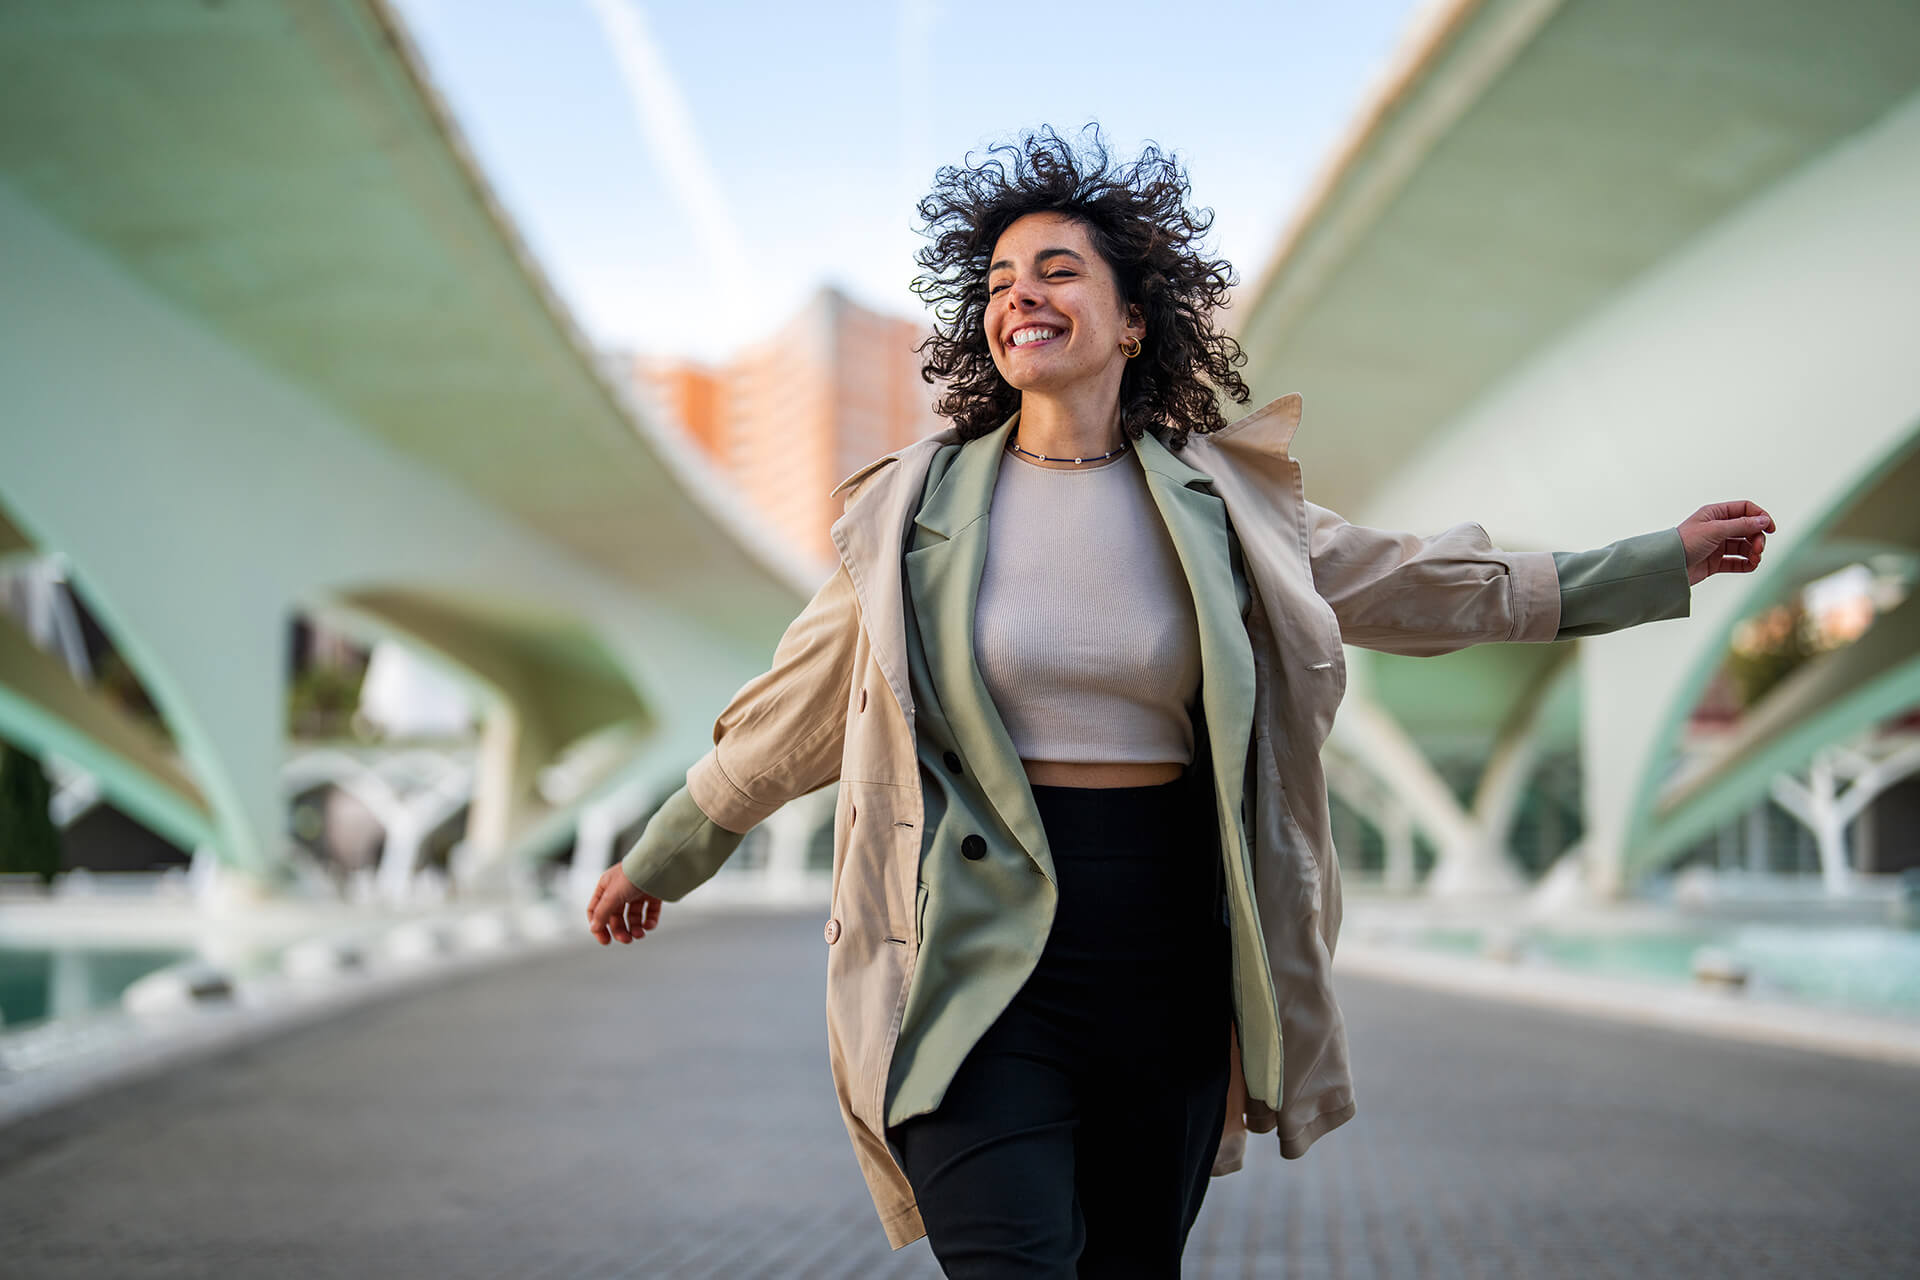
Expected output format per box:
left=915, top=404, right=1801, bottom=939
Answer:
left=622, top=392, right=1689, bottom=1248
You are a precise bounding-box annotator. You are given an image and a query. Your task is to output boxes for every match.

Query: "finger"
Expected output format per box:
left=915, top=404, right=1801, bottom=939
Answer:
left=590, top=892, right=627, bottom=943
left=586, top=878, right=603, bottom=919
left=1719, top=534, right=1768, bottom=572
left=644, top=897, right=662, bottom=931
left=1692, top=504, right=1772, bottom=541
left=1703, top=500, right=1773, bottom=530
left=1708, top=515, right=1769, bottom=546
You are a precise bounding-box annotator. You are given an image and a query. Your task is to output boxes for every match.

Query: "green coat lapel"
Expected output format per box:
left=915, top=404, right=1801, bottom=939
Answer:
left=903, top=411, right=1055, bottom=883
left=902, top=411, right=1259, bottom=890
left=1131, top=427, right=1259, bottom=848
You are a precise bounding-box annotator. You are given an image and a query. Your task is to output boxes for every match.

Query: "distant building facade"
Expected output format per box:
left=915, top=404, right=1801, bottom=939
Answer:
left=628, top=286, right=942, bottom=564
left=629, top=354, right=725, bottom=463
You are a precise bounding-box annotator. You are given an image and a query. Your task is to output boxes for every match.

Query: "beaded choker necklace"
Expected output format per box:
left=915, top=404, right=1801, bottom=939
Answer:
left=1006, top=433, right=1130, bottom=466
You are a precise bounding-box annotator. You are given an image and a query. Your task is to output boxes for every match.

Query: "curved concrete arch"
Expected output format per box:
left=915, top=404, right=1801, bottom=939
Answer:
left=0, top=525, right=212, bottom=852
left=0, top=181, right=795, bottom=885
left=1387, top=94, right=1920, bottom=894
left=1646, top=590, right=1920, bottom=875
left=0, top=602, right=214, bottom=855
left=1236, top=47, right=1920, bottom=901
left=0, top=1, right=826, bottom=894
left=1642, top=423, right=1920, bottom=870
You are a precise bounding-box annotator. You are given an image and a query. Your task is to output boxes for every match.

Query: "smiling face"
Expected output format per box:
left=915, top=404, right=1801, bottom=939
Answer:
left=984, top=211, right=1144, bottom=399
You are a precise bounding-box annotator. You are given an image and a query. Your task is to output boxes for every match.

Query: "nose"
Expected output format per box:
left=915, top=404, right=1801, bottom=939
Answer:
left=1006, top=277, right=1043, bottom=310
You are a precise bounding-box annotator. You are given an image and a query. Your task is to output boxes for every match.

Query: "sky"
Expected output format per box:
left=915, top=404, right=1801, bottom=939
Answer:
left=389, top=0, right=1426, bottom=364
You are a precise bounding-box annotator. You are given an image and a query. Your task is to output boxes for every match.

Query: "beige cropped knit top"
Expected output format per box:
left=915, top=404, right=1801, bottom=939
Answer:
left=973, top=443, right=1204, bottom=764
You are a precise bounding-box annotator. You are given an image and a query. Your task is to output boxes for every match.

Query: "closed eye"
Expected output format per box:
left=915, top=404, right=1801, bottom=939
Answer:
left=987, top=270, right=1076, bottom=297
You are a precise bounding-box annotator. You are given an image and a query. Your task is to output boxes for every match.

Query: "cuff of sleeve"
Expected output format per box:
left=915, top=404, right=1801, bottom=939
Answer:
left=620, top=784, right=749, bottom=902
left=1552, top=527, right=1692, bottom=640
left=687, top=747, right=777, bottom=834
left=1506, top=549, right=1563, bottom=644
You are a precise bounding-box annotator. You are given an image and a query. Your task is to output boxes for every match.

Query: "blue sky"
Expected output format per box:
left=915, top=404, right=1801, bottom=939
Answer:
left=390, top=0, right=1423, bottom=363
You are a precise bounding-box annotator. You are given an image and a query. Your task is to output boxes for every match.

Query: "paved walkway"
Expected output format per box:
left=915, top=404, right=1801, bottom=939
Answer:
left=1, top=907, right=1914, bottom=1277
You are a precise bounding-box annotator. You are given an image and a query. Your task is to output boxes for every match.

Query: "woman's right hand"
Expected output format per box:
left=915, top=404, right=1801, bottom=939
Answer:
left=586, top=864, right=663, bottom=945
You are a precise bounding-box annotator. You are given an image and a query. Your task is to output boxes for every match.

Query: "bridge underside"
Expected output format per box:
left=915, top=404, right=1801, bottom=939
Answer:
left=0, top=1, right=818, bottom=889
left=1233, top=0, right=1920, bottom=894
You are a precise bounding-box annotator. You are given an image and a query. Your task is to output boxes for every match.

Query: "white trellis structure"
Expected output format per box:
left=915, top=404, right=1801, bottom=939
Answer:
left=1766, top=735, right=1920, bottom=896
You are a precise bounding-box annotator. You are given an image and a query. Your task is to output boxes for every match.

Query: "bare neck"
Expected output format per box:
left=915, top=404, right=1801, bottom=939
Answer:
left=1014, top=383, right=1126, bottom=463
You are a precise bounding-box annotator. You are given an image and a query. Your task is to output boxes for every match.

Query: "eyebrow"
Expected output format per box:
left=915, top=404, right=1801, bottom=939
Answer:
left=988, top=247, right=1088, bottom=274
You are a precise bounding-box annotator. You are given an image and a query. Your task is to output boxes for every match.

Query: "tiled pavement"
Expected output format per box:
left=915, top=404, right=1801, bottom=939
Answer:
left=2, top=907, right=1915, bottom=1277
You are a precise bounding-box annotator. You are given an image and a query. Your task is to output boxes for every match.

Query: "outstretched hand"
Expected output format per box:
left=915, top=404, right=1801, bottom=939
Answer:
left=1678, top=501, right=1775, bottom=587
left=587, top=864, right=662, bottom=945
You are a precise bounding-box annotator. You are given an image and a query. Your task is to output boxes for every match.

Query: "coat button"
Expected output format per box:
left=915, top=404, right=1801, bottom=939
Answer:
left=824, top=918, right=841, bottom=944
left=859, top=687, right=868, bottom=712
left=961, top=834, right=987, bottom=861
left=943, top=750, right=963, bottom=774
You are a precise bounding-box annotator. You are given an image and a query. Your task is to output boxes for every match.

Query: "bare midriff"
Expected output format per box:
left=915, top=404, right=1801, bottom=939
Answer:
left=1021, top=759, right=1186, bottom=789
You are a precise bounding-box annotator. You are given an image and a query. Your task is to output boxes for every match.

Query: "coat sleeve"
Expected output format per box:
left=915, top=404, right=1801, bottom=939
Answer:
left=1305, top=504, right=1694, bottom=656
left=1304, top=501, right=1562, bottom=655
left=621, top=561, right=861, bottom=901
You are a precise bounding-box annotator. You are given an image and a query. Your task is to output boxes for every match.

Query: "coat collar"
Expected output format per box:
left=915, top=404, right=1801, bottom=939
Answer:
left=908, top=410, right=1015, bottom=542
left=1202, top=391, right=1303, bottom=457
left=826, top=430, right=956, bottom=727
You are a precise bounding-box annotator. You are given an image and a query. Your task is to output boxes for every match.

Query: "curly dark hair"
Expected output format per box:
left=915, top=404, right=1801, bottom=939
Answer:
left=910, top=124, right=1251, bottom=451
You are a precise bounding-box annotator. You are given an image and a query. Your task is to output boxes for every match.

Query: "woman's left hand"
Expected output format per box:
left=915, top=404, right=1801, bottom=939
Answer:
left=1678, top=501, right=1776, bottom=587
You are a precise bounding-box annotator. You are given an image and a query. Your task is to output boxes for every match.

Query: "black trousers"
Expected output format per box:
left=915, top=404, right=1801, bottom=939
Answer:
left=886, top=765, right=1234, bottom=1278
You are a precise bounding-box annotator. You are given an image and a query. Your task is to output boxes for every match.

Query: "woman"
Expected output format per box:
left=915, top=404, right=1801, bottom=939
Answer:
left=587, top=126, right=1773, bottom=1275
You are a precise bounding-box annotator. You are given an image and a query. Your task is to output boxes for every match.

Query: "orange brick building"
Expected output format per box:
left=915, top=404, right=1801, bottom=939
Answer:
left=630, top=286, right=942, bottom=565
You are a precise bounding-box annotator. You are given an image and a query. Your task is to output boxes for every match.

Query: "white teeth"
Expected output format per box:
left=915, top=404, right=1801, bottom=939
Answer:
left=1011, top=327, right=1059, bottom=347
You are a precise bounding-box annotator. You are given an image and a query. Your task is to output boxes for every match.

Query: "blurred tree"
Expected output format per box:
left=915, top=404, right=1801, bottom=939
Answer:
left=1726, top=600, right=1816, bottom=708
left=0, top=742, right=62, bottom=883
left=287, top=661, right=369, bottom=740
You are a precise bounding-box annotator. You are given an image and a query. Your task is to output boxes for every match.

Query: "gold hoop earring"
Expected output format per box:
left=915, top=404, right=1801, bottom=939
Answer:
left=1120, top=335, right=1143, bottom=359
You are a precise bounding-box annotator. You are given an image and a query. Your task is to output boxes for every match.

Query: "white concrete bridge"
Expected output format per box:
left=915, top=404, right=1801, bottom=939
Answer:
left=0, top=0, right=824, bottom=905
left=1231, top=0, right=1920, bottom=900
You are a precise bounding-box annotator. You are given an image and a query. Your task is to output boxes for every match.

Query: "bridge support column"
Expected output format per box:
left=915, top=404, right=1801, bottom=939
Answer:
left=1382, top=793, right=1417, bottom=894
left=1330, top=695, right=1523, bottom=898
